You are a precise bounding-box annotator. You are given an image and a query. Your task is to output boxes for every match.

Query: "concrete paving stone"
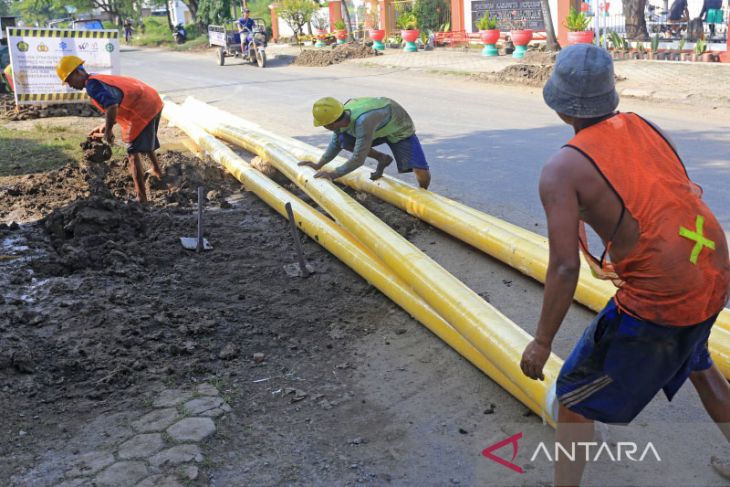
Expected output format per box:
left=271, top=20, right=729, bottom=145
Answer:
left=195, top=383, right=219, bottom=396
left=117, top=433, right=165, bottom=459
left=181, top=465, right=199, bottom=480
left=53, top=479, right=91, bottom=487
left=200, top=407, right=225, bottom=417
left=166, top=417, right=216, bottom=442
left=131, top=408, right=181, bottom=433
left=93, top=461, right=148, bottom=486
left=153, top=389, right=195, bottom=408
left=149, top=444, right=202, bottom=467
left=134, top=474, right=184, bottom=487
left=64, top=450, right=115, bottom=477
left=182, top=396, right=224, bottom=415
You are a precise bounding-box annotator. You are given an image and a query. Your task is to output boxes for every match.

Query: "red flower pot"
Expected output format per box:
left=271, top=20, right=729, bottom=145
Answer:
left=401, top=29, right=420, bottom=43
left=369, top=29, right=385, bottom=41
left=510, top=29, right=533, bottom=46
left=335, top=29, right=347, bottom=40
left=567, top=30, right=594, bottom=45
left=479, top=29, right=500, bottom=45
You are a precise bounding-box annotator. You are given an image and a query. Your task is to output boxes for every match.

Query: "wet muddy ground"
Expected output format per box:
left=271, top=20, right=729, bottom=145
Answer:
left=3, top=115, right=728, bottom=487
left=0, top=117, right=430, bottom=485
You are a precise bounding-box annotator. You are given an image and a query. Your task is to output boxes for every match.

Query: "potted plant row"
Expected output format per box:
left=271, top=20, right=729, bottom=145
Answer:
left=334, top=20, right=347, bottom=44
left=397, top=12, right=419, bottom=52
left=477, top=13, right=500, bottom=57
left=607, top=32, right=717, bottom=62
left=367, top=8, right=385, bottom=51
left=312, top=14, right=328, bottom=48
left=508, top=13, right=532, bottom=59
left=565, top=7, right=593, bottom=45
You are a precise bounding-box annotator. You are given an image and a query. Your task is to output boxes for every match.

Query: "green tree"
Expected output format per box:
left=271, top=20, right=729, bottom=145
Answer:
left=278, top=0, right=318, bottom=36
left=11, top=0, right=67, bottom=24
left=246, top=0, right=270, bottom=22
left=197, top=0, right=232, bottom=27
left=412, top=0, right=448, bottom=31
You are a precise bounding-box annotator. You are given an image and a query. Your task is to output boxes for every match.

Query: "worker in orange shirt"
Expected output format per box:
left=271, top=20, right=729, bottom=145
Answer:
left=56, top=55, right=164, bottom=203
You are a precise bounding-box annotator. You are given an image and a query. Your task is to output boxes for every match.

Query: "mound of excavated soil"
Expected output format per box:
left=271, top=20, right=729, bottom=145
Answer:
left=495, top=64, right=554, bottom=86
left=0, top=151, right=240, bottom=223
left=294, top=43, right=379, bottom=67
left=0, top=94, right=101, bottom=121
left=521, top=50, right=558, bottom=64
left=80, top=137, right=112, bottom=163
left=42, top=196, right=147, bottom=273
left=472, top=63, right=554, bottom=87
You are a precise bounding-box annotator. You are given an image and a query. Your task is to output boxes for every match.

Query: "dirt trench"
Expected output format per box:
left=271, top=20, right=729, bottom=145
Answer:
left=0, top=129, right=430, bottom=484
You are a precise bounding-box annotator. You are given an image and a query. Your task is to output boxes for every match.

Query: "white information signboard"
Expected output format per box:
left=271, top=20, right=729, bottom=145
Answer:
left=6, top=27, right=120, bottom=105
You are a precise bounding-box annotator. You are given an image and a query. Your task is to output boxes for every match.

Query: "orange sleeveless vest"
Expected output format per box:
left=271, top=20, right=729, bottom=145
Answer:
left=87, top=74, right=163, bottom=143
left=568, top=113, right=730, bottom=326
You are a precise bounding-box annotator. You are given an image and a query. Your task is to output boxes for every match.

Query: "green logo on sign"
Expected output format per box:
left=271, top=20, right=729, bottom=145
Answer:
left=105, top=43, right=114, bottom=52
left=17, top=41, right=29, bottom=52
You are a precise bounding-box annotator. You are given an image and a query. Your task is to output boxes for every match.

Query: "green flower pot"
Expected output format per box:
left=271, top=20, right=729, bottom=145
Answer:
left=370, top=29, right=385, bottom=51
left=402, top=29, right=419, bottom=53
left=482, top=44, right=498, bottom=56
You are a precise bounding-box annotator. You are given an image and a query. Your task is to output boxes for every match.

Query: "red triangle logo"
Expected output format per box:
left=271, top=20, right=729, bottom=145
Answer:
left=481, top=432, right=525, bottom=474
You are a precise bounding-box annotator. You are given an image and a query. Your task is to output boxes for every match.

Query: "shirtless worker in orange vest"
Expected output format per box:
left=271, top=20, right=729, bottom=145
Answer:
left=519, top=44, right=730, bottom=486
left=56, top=56, right=164, bottom=203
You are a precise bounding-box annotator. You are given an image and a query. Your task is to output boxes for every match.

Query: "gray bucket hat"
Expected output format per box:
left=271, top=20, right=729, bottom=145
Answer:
left=543, top=44, right=619, bottom=118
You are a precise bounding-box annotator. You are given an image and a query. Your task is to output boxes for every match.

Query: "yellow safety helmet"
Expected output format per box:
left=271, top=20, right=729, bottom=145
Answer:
left=55, top=55, right=85, bottom=83
left=312, top=97, right=344, bottom=127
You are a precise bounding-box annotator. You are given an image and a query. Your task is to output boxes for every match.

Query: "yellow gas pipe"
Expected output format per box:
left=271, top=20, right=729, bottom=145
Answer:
left=162, top=101, right=552, bottom=423
left=178, top=98, right=729, bottom=379
left=181, top=115, right=564, bottom=413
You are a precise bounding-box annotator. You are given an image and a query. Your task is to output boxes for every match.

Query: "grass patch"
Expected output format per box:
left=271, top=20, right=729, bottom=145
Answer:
left=0, top=124, right=126, bottom=177
left=133, top=17, right=205, bottom=50
left=0, top=125, right=82, bottom=176
left=170, top=36, right=211, bottom=52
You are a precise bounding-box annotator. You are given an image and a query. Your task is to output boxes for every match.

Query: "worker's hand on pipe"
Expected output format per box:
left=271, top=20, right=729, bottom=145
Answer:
left=313, top=170, right=336, bottom=181
left=520, top=339, right=549, bottom=381
left=298, top=160, right=322, bottom=170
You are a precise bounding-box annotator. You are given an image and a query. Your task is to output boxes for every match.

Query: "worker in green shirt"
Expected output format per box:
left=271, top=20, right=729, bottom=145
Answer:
left=299, top=97, right=432, bottom=189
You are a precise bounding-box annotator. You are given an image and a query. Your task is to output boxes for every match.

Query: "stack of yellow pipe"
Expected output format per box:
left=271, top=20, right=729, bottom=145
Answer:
left=162, top=100, right=556, bottom=424
left=179, top=97, right=730, bottom=379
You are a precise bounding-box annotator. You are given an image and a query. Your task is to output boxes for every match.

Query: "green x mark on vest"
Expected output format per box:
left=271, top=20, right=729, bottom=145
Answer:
left=679, top=215, right=716, bottom=265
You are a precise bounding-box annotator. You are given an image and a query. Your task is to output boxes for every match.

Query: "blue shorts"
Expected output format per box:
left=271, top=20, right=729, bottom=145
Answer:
left=556, top=299, right=716, bottom=424
left=128, top=112, right=161, bottom=155
left=338, top=133, right=429, bottom=173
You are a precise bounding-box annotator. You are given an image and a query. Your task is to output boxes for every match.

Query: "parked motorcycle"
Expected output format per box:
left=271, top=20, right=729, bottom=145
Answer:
left=173, top=24, right=187, bottom=44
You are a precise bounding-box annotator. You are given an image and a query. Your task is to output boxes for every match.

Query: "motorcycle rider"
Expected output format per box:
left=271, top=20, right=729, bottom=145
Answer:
left=237, top=8, right=255, bottom=53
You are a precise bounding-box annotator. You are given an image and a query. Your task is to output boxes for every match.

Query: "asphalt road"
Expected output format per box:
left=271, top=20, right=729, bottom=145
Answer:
left=120, top=46, right=730, bottom=486
left=121, top=46, right=730, bottom=234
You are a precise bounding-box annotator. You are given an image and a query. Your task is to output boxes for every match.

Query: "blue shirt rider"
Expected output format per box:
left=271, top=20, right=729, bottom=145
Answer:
left=237, top=8, right=256, bottom=32
left=238, top=8, right=255, bottom=44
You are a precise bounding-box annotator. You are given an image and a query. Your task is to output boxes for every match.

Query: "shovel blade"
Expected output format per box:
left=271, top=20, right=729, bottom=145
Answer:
left=180, top=237, right=213, bottom=251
